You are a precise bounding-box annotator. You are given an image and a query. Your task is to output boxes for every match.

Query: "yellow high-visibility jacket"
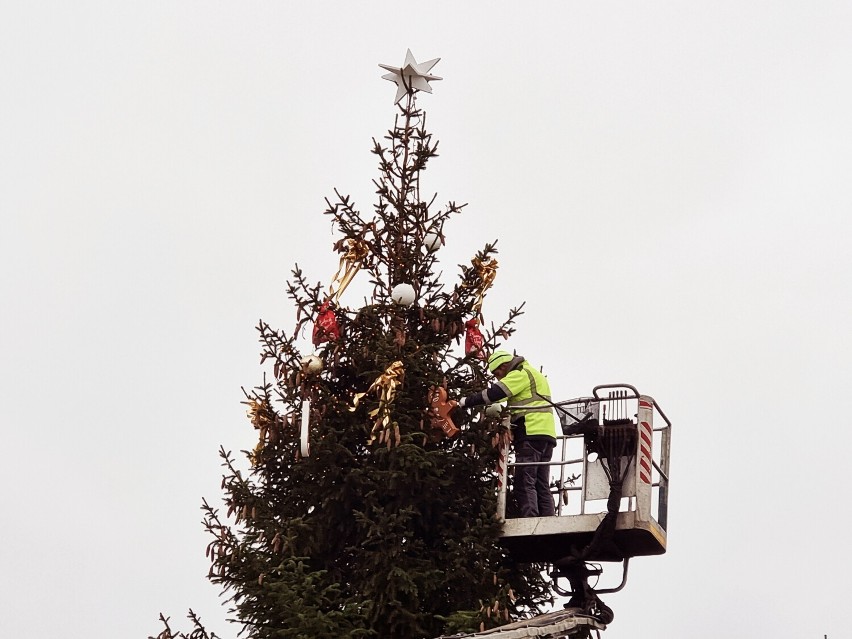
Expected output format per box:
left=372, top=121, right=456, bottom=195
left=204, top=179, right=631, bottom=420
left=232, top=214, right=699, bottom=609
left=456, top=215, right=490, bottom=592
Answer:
left=496, top=361, right=556, bottom=440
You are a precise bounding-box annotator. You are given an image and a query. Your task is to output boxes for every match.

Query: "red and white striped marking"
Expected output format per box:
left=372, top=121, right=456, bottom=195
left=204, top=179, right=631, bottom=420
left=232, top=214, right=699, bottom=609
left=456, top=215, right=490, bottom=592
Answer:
left=638, top=414, right=653, bottom=485
left=496, top=448, right=507, bottom=489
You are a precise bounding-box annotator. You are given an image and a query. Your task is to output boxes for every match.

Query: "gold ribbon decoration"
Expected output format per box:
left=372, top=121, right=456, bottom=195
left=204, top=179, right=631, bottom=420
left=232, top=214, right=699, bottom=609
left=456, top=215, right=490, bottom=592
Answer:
left=351, top=360, right=405, bottom=446
left=246, top=398, right=274, bottom=466
left=328, top=237, right=369, bottom=303
left=472, top=256, right=498, bottom=312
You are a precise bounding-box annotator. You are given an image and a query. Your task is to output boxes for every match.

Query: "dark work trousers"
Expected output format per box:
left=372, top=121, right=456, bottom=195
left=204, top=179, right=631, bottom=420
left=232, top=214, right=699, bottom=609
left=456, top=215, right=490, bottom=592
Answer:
left=513, top=439, right=556, bottom=517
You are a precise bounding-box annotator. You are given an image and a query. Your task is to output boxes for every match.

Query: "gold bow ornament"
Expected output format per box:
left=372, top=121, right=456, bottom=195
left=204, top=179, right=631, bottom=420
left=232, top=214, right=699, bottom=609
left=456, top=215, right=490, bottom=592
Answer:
left=328, top=238, right=370, bottom=303
left=351, top=360, right=405, bottom=446
left=471, top=256, right=498, bottom=312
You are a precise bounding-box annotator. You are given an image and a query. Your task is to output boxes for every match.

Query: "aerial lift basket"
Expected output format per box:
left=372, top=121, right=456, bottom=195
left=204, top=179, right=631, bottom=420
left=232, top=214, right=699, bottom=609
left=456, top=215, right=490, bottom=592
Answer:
left=496, top=384, right=671, bottom=566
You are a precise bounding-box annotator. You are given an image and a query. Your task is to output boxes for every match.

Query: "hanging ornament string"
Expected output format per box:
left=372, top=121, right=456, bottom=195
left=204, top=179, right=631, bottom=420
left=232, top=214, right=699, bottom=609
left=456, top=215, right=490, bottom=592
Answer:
left=350, top=360, right=405, bottom=446
left=471, top=256, right=498, bottom=313
left=328, top=237, right=370, bottom=303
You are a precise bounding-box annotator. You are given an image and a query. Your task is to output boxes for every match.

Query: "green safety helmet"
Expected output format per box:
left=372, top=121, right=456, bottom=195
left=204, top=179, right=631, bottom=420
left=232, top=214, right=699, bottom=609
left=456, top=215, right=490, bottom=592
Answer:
left=487, top=350, right=514, bottom=373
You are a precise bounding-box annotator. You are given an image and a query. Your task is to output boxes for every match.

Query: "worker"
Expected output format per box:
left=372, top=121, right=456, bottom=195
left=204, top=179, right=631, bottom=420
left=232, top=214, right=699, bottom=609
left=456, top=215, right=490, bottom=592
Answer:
left=457, top=350, right=557, bottom=517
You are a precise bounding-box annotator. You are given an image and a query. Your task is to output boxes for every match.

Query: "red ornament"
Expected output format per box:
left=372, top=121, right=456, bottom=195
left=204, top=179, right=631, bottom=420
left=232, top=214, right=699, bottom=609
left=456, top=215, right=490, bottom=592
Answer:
left=312, top=301, right=340, bottom=347
left=465, top=318, right=486, bottom=359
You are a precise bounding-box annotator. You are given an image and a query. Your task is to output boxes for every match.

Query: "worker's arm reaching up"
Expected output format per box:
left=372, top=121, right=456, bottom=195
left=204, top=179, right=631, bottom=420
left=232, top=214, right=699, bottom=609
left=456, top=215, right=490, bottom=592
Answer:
left=458, top=383, right=509, bottom=408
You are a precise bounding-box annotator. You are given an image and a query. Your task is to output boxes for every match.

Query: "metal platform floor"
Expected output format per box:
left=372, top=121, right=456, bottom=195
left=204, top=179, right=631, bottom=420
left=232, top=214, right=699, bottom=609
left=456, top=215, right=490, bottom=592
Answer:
left=499, top=511, right=667, bottom=563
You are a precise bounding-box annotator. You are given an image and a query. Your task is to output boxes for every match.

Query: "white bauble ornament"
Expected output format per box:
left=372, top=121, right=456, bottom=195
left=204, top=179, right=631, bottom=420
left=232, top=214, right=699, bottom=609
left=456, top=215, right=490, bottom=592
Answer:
left=391, top=282, right=416, bottom=306
left=424, top=231, right=442, bottom=252
left=484, top=403, right=504, bottom=418
left=300, top=354, right=324, bottom=375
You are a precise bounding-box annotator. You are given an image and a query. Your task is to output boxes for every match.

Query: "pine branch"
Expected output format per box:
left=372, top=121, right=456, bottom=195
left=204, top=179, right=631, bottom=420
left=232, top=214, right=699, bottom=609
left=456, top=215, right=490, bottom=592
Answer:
left=150, top=611, right=221, bottom=639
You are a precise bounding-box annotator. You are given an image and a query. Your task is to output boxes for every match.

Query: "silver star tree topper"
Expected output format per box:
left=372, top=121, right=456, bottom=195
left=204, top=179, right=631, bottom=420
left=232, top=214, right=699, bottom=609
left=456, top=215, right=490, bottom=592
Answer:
left=379, top=49, right=442, bottom=104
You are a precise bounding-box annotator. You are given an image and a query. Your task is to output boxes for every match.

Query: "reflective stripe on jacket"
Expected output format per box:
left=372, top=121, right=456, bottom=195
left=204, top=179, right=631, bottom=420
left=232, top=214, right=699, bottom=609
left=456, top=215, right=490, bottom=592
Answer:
left=496, top=361, right=556, bottom=439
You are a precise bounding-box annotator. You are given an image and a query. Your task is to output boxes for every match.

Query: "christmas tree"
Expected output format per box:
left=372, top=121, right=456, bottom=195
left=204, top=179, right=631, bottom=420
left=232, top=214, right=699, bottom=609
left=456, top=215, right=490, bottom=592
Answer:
left=155, top=50, right=552, bottom=639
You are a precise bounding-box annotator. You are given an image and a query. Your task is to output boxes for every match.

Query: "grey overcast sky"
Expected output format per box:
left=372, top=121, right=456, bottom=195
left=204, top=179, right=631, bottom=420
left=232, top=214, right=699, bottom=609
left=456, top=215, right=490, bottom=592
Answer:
left=2, top=2, right=850, bottom=638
